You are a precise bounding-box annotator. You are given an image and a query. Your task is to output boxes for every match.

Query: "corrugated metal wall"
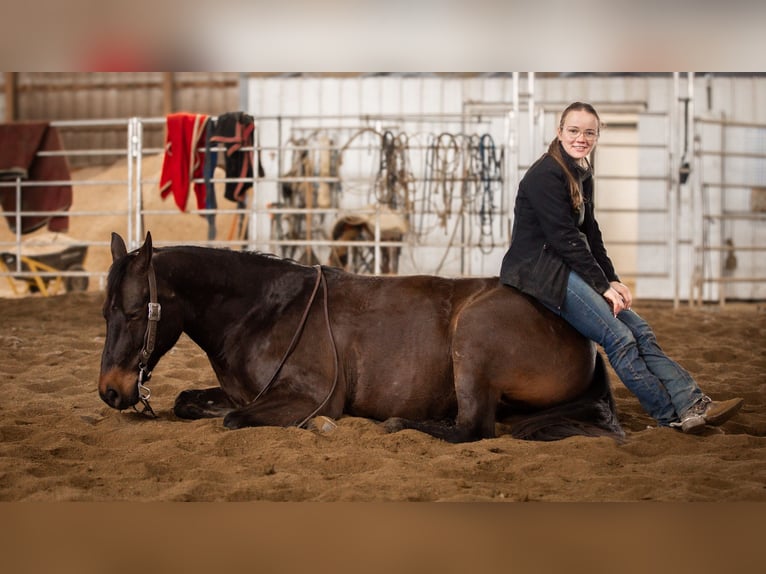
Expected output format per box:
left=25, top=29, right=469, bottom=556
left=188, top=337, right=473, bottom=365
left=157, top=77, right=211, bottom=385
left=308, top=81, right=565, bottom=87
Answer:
left=4, top=72, right=241, bottom=166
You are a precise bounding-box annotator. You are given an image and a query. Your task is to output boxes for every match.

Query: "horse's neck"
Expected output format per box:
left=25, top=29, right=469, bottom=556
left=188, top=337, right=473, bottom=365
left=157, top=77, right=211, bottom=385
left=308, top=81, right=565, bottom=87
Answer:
left=158, top=250, right=251, bottom=343
left=157, top=249, right=304, bottom=350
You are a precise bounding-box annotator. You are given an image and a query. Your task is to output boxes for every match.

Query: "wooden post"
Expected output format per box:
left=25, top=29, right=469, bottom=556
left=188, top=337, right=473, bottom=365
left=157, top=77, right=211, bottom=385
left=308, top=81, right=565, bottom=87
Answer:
left=4, top=72, right=17, bottom=122
left=162, top=72, right=174, bottom=116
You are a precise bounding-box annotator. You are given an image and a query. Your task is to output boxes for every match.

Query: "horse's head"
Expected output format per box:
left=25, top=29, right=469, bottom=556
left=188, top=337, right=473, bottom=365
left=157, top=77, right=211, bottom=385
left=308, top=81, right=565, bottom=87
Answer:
left=98, top=232, right=182, bottom=411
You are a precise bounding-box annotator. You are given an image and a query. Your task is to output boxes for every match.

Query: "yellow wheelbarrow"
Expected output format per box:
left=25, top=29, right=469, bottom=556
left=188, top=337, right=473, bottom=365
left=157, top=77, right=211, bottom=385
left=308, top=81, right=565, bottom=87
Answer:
left=1, top=244, right=88, bottom=296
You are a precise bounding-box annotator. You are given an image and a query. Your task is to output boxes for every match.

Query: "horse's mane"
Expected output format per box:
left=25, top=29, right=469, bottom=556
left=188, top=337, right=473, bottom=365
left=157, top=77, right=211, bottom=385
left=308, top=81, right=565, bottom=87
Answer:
left=155, top=245, right=304, bottom=266
left=106, top=244, right=315, bottom=295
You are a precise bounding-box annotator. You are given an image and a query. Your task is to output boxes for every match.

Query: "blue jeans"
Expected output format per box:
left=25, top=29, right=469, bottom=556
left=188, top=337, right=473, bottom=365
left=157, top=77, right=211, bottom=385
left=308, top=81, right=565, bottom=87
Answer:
left=545, top=271, right=704, bottom=426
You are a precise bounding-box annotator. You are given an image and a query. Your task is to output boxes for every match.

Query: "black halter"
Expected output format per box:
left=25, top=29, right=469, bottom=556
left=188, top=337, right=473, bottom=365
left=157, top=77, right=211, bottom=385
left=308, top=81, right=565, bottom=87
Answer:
left=134, top=261, right=160, bottom=418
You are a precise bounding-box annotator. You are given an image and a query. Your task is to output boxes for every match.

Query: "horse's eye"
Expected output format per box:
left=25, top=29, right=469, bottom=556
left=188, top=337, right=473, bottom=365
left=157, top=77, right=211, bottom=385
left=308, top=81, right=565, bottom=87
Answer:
left=126, top=310, right=144, bottom=322
left=109, top=304, right=141, bottom=322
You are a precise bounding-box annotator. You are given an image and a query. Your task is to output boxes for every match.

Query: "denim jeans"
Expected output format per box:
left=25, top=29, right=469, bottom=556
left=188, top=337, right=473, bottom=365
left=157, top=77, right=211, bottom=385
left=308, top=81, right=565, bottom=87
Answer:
left=545, top=271, right=704, bottom=426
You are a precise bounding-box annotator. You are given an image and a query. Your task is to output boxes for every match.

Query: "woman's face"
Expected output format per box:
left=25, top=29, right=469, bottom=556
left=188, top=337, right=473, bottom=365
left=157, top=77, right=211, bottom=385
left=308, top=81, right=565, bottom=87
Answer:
left=557, top=109, right=600, bottom=160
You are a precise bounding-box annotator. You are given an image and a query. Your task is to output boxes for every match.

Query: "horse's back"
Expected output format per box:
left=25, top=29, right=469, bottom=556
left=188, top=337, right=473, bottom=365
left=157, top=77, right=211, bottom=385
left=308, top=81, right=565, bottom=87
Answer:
left=450, top=284, right=596, bottom=408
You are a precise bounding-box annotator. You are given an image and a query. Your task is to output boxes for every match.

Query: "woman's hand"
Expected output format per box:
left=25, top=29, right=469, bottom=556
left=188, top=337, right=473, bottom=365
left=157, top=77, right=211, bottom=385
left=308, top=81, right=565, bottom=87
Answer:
left=603, top=282, right=632, bottom=317
left=602, top=287, right=625, bottom=317
left=610, top=281, right=633, bottom=310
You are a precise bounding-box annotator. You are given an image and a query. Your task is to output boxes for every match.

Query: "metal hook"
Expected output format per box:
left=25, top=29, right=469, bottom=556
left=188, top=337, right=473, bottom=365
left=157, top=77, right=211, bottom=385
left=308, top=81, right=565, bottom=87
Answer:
left=137, top=365, right=152, bottom=400
left=132, top=364, right=157, bottom=417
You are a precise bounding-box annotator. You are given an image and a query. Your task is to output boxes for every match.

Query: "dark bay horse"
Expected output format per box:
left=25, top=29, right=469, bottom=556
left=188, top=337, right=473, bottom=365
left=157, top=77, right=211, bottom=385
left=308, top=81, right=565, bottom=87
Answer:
left=98, top=232, right=624, bottom=442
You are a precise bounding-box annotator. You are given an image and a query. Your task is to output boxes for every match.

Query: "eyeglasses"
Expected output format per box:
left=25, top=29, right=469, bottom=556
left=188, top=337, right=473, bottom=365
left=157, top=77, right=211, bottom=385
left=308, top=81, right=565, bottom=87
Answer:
left=562, top=126, right=600, bottom=141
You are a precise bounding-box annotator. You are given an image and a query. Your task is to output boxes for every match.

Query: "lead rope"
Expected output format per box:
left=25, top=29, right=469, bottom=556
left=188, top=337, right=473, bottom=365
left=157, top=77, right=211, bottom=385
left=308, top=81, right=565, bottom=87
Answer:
left=251, top=266, right=339, bottom=429
left=295, top=268, right=339, bottom=429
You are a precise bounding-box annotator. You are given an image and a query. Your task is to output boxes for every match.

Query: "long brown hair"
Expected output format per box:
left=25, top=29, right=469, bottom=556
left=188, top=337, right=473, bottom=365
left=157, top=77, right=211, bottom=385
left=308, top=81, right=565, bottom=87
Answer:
left=547, top=101, right=600, bottom=211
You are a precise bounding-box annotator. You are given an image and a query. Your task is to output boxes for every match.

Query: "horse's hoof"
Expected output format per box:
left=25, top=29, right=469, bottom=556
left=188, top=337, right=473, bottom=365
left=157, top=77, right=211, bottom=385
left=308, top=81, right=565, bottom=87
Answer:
left=223, top=411, right=247, bottom=429
left=381, top=417, right=407, bottom=433
left=306, top=416, right=337, bottom=433
left=173, top=400, right=208, bottom=420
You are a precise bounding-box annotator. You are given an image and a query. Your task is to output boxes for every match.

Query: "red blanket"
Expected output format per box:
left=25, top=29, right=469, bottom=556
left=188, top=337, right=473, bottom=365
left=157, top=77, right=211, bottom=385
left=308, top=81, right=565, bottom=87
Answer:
left=159, top=113, right=209, bottom=211
left=0, top=122, right=73, bottom=234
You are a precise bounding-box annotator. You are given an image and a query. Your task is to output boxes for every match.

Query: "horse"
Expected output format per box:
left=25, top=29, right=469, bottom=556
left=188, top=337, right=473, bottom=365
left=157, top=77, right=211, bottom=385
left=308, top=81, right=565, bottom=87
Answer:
left=98, top=232, right=624, bottom=442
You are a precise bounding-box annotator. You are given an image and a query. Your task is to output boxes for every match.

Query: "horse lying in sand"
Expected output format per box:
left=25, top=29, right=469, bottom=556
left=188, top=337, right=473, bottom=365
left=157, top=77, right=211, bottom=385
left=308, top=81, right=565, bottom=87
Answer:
left=98, top=232, right=623, bottom=442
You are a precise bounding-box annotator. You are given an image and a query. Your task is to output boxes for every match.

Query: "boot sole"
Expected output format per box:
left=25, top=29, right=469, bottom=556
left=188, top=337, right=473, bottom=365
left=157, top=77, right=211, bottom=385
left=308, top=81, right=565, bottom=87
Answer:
left=680, top=415, right=706, bottom=434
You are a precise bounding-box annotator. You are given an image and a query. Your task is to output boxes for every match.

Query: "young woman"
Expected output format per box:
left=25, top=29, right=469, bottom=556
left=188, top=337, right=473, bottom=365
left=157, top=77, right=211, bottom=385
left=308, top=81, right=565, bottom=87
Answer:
left=500, top=101, right=743, bottom=433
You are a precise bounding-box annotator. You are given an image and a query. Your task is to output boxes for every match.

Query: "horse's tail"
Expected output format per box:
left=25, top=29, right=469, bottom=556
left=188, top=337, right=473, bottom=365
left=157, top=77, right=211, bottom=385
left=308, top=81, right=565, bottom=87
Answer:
left=509, top=353, right=626, bottom=442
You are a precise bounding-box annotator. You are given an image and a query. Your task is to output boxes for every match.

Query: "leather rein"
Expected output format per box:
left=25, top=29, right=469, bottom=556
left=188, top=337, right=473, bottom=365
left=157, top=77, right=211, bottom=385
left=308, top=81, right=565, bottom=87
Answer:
left=134, top=262, right=339, bottom=427
left=252, top=265, right=339, bottom=428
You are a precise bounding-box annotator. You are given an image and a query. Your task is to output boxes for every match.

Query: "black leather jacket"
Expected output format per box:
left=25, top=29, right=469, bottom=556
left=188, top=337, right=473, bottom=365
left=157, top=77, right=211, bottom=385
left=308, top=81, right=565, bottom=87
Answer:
left=499, top=146, right=619, bottom=308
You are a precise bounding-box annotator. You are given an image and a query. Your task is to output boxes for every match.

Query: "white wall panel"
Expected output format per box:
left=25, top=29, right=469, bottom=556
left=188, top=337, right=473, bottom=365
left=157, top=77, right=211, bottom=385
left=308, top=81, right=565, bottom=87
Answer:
left=377, top=77, right=398, bottom=115
left=245, top=74, right=765, bottom=300
left=400, top=79, right=422, bottom=115
left=419, top=78, right=443, bottom=115
left=318, top=79, right=343, bottom=118
left=340, top=77, right=361, bottom=117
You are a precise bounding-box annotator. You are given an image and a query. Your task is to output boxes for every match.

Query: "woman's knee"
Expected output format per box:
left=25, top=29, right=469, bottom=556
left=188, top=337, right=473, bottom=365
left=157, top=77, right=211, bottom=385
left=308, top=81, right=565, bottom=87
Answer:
left=618, top=310, right=658, bottom=345
left=603, top=318, right=637, bottom=352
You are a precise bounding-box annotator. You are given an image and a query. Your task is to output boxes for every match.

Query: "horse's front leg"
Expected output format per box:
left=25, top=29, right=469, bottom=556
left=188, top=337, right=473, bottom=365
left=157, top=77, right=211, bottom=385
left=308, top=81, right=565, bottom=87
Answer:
left=222, top=388, right=331, bottom=430
left=174, top=387, right=236, bottom=420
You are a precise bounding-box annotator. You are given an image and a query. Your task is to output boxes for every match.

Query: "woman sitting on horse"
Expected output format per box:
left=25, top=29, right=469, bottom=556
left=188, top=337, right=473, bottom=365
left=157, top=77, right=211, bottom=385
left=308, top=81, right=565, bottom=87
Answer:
left=500, top=101, right=743, bottom=434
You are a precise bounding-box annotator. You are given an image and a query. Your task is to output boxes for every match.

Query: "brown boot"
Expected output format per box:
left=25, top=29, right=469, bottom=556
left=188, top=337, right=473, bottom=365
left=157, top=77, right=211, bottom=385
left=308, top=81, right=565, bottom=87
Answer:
left=674, top=396, right=744, bottom=434
left=701, top=397, right=744, bottom=426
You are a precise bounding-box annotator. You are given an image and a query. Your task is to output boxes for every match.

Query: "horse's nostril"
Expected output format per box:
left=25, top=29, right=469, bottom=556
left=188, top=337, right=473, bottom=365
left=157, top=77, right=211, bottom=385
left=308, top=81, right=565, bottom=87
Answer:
left=105, top=387, right=119, bottom=407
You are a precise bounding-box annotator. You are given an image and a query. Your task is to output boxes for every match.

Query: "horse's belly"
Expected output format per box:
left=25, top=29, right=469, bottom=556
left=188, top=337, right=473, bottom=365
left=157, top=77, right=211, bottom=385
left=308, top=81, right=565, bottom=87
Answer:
left=499, top=367, right=592, bottom=407
left=345, top=358, right=456, bottom=421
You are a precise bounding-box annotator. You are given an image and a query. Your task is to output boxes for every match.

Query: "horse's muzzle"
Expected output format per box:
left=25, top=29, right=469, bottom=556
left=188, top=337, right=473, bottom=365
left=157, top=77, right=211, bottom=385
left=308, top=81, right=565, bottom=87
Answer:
left=99, top=387, right=139, bottom=410
left=100, top=386, right=120, bottom=408
left=98, top=369, right=139, bottom=410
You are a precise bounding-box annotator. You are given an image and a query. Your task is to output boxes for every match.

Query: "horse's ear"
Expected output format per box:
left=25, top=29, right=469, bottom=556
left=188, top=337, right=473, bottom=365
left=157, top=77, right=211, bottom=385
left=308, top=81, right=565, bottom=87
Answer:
left=135, top=231, right=153, bottom=273
left=110, top=233, right=128, bottom=261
